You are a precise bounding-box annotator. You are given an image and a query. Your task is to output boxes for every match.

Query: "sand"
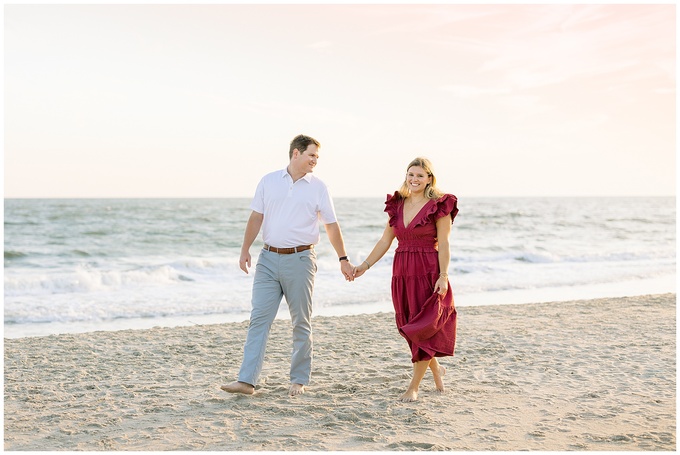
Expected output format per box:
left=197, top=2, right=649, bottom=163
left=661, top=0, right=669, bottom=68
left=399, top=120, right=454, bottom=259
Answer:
left=4, top=293, right=676, bottom=451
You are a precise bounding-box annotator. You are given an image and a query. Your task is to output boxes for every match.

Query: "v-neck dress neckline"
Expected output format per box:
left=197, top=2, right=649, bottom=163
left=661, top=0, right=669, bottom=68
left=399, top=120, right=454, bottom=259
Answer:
left=401, top=198, right=434, bottom=229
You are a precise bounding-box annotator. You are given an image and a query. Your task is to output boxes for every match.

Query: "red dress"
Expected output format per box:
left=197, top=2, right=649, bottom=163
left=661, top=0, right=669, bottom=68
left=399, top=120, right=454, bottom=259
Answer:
left=385, top=192, right=459, bottom=363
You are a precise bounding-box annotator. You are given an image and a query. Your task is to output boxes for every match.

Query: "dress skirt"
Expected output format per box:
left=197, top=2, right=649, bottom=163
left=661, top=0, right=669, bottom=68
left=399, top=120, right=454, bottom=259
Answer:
left=392, top=248, right=457, bottom=362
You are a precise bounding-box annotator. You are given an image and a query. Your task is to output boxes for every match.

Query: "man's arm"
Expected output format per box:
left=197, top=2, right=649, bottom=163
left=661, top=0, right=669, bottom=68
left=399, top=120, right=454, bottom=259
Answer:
left=324, top=222, right=354, bottom=281
left=239, top=211, right=264, bottom=274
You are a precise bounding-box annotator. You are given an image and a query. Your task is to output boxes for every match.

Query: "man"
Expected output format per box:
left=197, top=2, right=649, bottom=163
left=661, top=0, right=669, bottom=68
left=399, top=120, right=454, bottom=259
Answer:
left=221, top=134, right=354, bottom=397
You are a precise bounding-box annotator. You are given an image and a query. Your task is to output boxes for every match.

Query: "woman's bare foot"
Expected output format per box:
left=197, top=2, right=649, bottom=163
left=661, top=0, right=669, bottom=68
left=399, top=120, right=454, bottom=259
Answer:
left=400, top=360, right=429, bottom=402
left=289, top=383, right=305, bottom=396
left=400, top=389, right=418, bottom=402
left=430, top=360, right=446, bottom=393
left=220, top=381, right=255, bottom=395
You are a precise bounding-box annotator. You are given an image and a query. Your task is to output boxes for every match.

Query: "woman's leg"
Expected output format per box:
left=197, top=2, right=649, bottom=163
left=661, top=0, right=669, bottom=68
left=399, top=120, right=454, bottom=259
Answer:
left=400, top=360, right=430, bottom=402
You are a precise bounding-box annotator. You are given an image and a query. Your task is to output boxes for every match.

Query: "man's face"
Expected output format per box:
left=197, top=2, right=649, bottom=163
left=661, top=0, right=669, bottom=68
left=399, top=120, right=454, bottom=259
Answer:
left=293, top=144, right=319, bottom=174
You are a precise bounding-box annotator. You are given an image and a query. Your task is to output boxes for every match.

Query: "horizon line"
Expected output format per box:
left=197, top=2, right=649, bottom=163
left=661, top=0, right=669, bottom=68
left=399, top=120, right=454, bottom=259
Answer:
left=3, top=194, right=676, bottom=200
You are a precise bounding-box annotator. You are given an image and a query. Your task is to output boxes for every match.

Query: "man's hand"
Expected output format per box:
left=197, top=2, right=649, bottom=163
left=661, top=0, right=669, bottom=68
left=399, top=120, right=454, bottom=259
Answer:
left=340, top=260, right=355, bottom=282
left=239, top=252, right=252, bottom=274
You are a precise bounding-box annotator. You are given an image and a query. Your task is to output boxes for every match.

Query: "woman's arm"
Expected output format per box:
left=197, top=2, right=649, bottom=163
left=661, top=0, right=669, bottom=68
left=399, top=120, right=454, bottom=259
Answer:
left=353, top=222, right=396, bottom=278
left=434, top=214, right=452, bottom=295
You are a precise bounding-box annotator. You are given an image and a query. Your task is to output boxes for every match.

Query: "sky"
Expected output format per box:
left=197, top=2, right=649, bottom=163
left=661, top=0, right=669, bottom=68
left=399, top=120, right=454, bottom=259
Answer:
left=4, top=3, right=676, bottom=198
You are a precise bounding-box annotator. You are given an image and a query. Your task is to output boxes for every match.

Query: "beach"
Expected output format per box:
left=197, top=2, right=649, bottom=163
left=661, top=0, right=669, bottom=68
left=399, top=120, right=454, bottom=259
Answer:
left=4, top=293, right=676, bottom=451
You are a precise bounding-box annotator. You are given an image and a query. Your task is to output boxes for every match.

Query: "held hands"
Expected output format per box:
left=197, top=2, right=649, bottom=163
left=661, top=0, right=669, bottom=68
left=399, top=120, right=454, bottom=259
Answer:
left=340, top=260, right=355, bottom=282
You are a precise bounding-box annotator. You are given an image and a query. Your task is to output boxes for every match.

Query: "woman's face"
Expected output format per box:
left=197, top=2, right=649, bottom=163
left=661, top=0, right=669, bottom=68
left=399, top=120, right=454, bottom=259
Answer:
left=406, top=166, right=432, bottom=195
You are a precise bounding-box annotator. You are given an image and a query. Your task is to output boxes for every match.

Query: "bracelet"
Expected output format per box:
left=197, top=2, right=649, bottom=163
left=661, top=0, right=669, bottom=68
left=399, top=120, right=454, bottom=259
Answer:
left=439, top=273, right=448, bottom=277
left=362, top=260, right=371, bottom=269
left=338, top=256, right=349, bottom=262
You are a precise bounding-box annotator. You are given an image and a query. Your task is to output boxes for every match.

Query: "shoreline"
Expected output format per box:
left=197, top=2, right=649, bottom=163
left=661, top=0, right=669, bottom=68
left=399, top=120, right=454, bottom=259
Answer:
left=4, top=274, right=675, bottom=339
left=4, top=293, right=676, bottom=451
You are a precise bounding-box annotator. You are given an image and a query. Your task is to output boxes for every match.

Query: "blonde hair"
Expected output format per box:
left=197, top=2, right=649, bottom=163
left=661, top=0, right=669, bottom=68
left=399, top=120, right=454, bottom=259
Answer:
left=398, top=157, right=443, bottom=199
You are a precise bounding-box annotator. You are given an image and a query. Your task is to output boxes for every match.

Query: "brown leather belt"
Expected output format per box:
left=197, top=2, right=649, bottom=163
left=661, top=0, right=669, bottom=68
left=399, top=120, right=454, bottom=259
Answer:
left=263, top=244, right=313, bottom=254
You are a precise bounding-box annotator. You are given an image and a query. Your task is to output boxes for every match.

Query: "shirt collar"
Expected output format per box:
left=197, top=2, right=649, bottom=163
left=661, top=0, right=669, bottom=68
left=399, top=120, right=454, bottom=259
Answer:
left=280, top=168, right=312, bottom=183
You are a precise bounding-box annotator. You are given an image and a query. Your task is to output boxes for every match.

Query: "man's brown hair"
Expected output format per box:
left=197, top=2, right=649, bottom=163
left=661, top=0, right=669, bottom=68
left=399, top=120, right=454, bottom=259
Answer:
left=289, top=134, right=321, bottom=159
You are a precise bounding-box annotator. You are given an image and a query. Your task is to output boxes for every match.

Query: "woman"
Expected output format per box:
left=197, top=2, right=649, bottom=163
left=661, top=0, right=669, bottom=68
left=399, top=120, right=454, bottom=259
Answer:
left=353, top=157, right=458, bottom=402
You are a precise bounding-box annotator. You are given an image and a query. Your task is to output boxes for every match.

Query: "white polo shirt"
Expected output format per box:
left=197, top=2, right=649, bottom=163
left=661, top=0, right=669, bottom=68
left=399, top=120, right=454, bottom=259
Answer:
left=250, top=168, right=338, bottom=248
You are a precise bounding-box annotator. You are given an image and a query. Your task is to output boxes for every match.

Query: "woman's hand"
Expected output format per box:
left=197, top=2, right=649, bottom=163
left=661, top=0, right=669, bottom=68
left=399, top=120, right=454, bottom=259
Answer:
left=353, top=262, right=369, bottom=278
left=434, top=275, right=448, bottom=295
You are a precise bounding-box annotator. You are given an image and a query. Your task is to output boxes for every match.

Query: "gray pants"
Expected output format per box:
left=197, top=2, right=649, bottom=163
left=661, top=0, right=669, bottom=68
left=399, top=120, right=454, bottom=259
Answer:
left=238, top=248, right=317, bottom=387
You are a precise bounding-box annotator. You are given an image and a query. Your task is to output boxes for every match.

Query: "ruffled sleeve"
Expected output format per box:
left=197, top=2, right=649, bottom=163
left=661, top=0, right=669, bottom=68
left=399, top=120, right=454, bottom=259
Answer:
left=384, top=191, right=402, bottom=227
left=437, top=194, right=458, bottom=223
left=412, top=194, right=458, bottom=229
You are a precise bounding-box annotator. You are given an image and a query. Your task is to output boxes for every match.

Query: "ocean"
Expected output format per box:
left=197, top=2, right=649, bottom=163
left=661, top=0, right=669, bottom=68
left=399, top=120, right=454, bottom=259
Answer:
left=4, top=197, right=675, bottom=339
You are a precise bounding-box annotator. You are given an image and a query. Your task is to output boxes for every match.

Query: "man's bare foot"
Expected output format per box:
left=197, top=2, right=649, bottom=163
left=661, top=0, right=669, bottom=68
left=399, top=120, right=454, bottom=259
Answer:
left=220, top=381, right=254, bottom=395
left=289, top=383, right=305, bottom=396
left=400, top=389, right=418, bottom=402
